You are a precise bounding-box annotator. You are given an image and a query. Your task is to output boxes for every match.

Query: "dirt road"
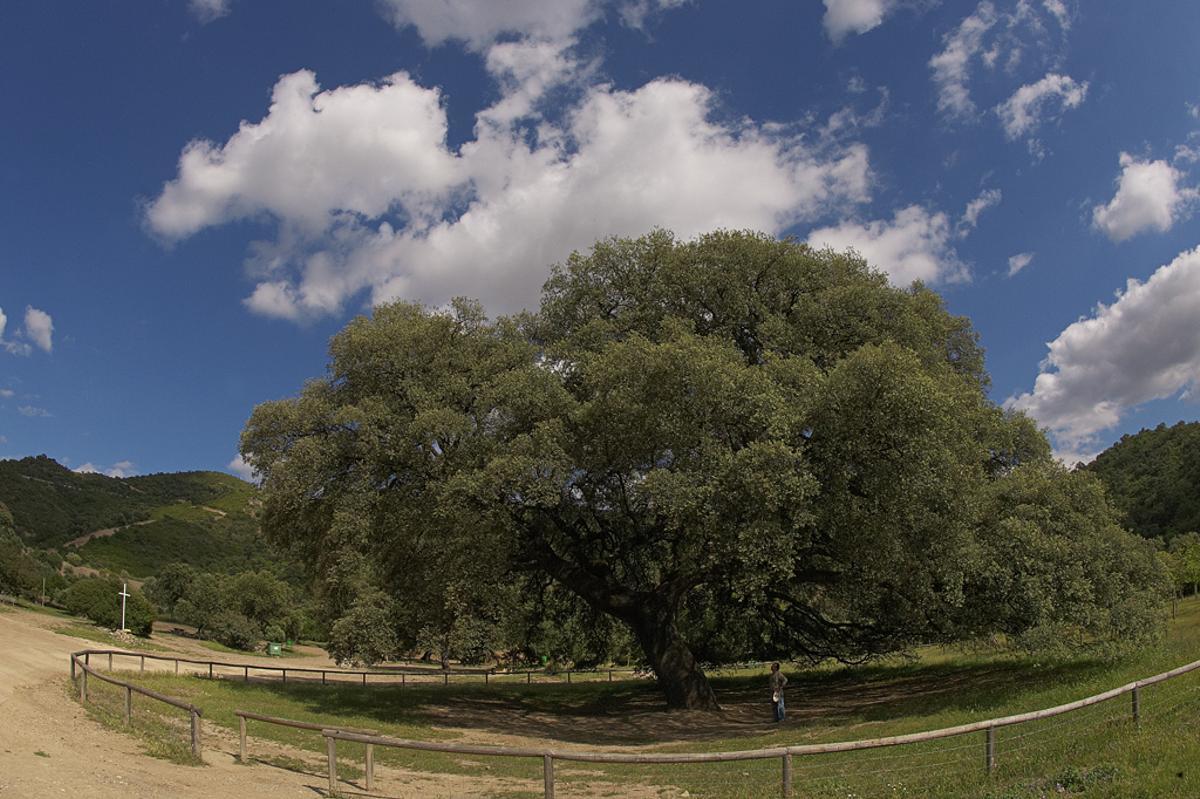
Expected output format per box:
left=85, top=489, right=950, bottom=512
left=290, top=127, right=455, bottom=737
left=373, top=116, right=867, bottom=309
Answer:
left=0, top=607, right=525, bottom=798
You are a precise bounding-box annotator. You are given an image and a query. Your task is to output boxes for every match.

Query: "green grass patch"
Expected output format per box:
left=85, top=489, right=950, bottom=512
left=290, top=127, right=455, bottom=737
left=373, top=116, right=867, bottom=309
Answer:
left=68, top=597, right=1200, bottom=797
left=197, top=638, right=258, bottom=656
left=69, top=676, right=202, bottom=766
left=9, top=600, right=72, bottom=618
left=56, top=622, right=171, bottom=652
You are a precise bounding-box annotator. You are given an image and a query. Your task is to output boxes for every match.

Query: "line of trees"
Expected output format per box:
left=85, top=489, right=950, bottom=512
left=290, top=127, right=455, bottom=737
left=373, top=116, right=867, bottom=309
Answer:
left=144, top=563, right=317, bottom=650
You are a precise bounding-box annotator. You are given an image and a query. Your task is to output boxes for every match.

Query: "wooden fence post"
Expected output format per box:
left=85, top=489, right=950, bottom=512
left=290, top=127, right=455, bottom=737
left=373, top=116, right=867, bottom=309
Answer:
left=362, top=672, right=367, bottom=687
left=124, top=686, right=132, bottom=725
left=527, top=671, right=532, bottom=685
left=282, top=669, right=287, bottom=684
left=85, top=653, right=90, bottom=666
left=444, top=673, right=449, bottom=686
left=239, top=715, right=247, bottom=762
left=543, top=754, right=555, bottom=799
left=1132, top=687, right=1141, bottom=726
left=782, top=752, right=793, bottom=797
left=70, top=655, right=76, bottom=681
left=175, top=658, right=179, bottom=675
left=244, top=666, right=249, bottom=682
left=80, top=669, right=88, bottom=702
left=190, top=710, right=202, bottom=758
left=322, top=671, right=327, bottom=686
left=567, top=671, right=571, bottom=684
left=140, top=655, right=145, bottom=673
left=365, top=743, right=374, bottom=791
left=985, top=728, right=996, bottom=773
left=326, top=734, right=338, bottom=795
left=209, top=662, right=213, bottom=679
left=108, top=653, right=113, bottom=670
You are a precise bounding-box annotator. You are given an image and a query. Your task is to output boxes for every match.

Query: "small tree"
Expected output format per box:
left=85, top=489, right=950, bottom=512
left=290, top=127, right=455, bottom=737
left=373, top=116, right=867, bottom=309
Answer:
left=175, top=572, right=227, bottom=637
left=327, top=592, right=400, bottom=667
left=145, top=562, right=196, bottom=616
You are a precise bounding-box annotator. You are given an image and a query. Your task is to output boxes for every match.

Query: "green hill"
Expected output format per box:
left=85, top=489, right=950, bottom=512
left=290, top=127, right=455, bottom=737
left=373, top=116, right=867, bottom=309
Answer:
left=1086, top=420, right=1200, bottom=543
left=0, top=455, right=268, bottom=577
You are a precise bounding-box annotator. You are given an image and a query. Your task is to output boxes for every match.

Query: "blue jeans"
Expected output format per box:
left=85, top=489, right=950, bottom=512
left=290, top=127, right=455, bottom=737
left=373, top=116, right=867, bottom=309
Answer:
left=773, top=695, right=785, bottom=722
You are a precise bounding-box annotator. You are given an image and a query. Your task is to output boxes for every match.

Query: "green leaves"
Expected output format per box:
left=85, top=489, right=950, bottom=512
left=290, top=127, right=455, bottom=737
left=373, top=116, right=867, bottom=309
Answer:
left=242, top=230, right=1170, bottom=704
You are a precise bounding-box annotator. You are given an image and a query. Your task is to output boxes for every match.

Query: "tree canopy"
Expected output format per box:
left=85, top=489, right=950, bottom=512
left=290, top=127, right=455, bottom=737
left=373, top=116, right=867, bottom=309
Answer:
left=1086, top=421, right=1200, bottom=543
left=243, top=230, right=1169, bottom=709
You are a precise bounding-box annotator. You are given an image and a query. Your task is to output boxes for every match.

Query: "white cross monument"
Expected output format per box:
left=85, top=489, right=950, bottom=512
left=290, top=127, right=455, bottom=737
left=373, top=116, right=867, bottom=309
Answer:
left=118, top=582, right=131, bottom=633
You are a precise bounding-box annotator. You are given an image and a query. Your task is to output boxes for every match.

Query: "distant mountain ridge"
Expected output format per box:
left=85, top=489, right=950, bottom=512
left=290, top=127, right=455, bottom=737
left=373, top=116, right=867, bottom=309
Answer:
left=0, top=455, right=264, bottom=577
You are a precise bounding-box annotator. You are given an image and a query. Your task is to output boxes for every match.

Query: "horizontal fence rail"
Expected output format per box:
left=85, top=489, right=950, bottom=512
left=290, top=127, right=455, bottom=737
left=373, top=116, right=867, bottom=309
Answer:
left=62, top=647, right=653, bottom=687
left=68, top=647, right=1200, bottom=798
left=305, top=657, right=1200, bottom=798
left=233, top=709, right=381, bottom=765
left=69, top=650, right=203, bottom=757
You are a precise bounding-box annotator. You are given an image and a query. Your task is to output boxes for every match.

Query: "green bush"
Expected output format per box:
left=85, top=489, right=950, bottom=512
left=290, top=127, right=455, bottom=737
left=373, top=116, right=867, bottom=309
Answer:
left=60, top=577, right=155, bottom=636
left=208, top=610, right=261, bottom=651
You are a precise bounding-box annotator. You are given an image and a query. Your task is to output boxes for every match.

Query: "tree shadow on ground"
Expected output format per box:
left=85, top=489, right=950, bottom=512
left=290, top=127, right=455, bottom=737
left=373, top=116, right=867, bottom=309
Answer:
left=242, top=655, right=1111, bottom=747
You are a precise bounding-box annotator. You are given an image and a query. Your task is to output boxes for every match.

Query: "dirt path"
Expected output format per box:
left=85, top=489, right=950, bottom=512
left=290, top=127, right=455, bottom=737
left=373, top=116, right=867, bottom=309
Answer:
left=63, top=519, right=154, bottom=550
left=0, top=608, right=549, bottom=798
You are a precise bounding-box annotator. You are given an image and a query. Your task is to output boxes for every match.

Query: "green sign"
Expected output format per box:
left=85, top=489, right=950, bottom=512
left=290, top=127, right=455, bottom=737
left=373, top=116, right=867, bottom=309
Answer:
left=267, top=641, right=282, bottom=657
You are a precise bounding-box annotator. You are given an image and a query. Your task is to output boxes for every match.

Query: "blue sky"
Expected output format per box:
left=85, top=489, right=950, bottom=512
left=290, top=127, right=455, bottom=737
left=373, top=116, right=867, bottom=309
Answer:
left=1, top=0, right=1198, bottom=478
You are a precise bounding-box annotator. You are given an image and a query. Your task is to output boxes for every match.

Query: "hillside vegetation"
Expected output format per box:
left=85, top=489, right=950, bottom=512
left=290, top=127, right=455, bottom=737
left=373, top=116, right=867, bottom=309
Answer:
left=0, top=455, right=263, bottom=577
left=1086, top=420, right=1200, bottom=543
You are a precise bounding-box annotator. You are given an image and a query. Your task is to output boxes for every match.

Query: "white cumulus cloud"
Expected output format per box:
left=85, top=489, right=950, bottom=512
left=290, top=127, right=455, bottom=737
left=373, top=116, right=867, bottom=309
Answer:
left=149, top=69, right=874, bottom=320
left=188, top=0, right=231, bottom=24
left=146, top=70, right=462, bottom=240
left=807, top=205, right=966, bottom=287
left=1007, top=251, right=1034, bottom=276
left=23, top=307, right=53, bottom=353
left=380, top=0, right=596, bottom=49
left=994, top=72, right=1088, bottom=141
left=1007, top=246, right=1200, bottom=455
left=931, top=1, right=1074, bottom=126
left=822, top=0, right=895, bottom=42
left=75, top=460, right=137, bottom=478
left=930, top=1, right=999, bottom=120
left=1091, top=153, right=1197, bottom=242
left=227, top=454, right=258, bottom=482
left=959, top=187, right=1002, bottom=233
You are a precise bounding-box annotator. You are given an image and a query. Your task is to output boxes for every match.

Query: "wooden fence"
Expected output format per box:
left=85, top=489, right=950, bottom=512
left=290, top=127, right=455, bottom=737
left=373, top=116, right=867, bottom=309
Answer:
left=69, top=649, right=203, bottom=757
left=70, top=647, right=1200, bottom=797
left=261, top=656, right=1200, bottom=798
left=64, top=647, right=646, bottom=687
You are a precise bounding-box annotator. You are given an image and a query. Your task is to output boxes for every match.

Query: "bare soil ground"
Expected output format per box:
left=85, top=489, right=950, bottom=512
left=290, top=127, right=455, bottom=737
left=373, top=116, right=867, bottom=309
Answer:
left=0, top=607, right=559, bottom=798
left=62, top=520, right=154, bottom=550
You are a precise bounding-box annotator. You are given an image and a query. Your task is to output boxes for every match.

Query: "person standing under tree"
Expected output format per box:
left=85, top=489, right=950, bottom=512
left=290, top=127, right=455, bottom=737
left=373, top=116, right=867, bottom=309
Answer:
left=769, top=662, right=787, bottom=722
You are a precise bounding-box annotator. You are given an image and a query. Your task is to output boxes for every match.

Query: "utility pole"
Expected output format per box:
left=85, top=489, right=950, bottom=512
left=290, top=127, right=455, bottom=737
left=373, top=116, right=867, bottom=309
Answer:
left=119, top=582, right=131, bottom=632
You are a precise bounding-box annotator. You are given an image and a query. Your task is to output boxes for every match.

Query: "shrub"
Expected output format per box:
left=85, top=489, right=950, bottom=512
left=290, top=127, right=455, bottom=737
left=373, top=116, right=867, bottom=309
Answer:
left=328, top=592, right=400, bottom=666
left=60, top=577, right=155, bottom=636
left=209, top=610, right=261, bottom=650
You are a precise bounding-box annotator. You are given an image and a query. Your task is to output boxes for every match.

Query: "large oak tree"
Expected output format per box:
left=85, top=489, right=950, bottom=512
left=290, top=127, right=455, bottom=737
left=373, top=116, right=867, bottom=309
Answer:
left=242, top=231, right=1168, bottom=709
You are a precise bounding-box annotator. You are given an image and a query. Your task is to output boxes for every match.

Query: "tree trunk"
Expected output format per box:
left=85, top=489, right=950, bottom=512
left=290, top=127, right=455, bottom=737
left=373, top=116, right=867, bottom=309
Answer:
left=631, top=605, right=720, bottom=711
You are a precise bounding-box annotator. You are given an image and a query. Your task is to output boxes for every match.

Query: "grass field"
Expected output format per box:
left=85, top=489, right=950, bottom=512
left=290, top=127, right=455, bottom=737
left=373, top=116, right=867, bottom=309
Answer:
left=77, top=596, right=1200, bottom=798
left=55, top=622, right=171, bottom=652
